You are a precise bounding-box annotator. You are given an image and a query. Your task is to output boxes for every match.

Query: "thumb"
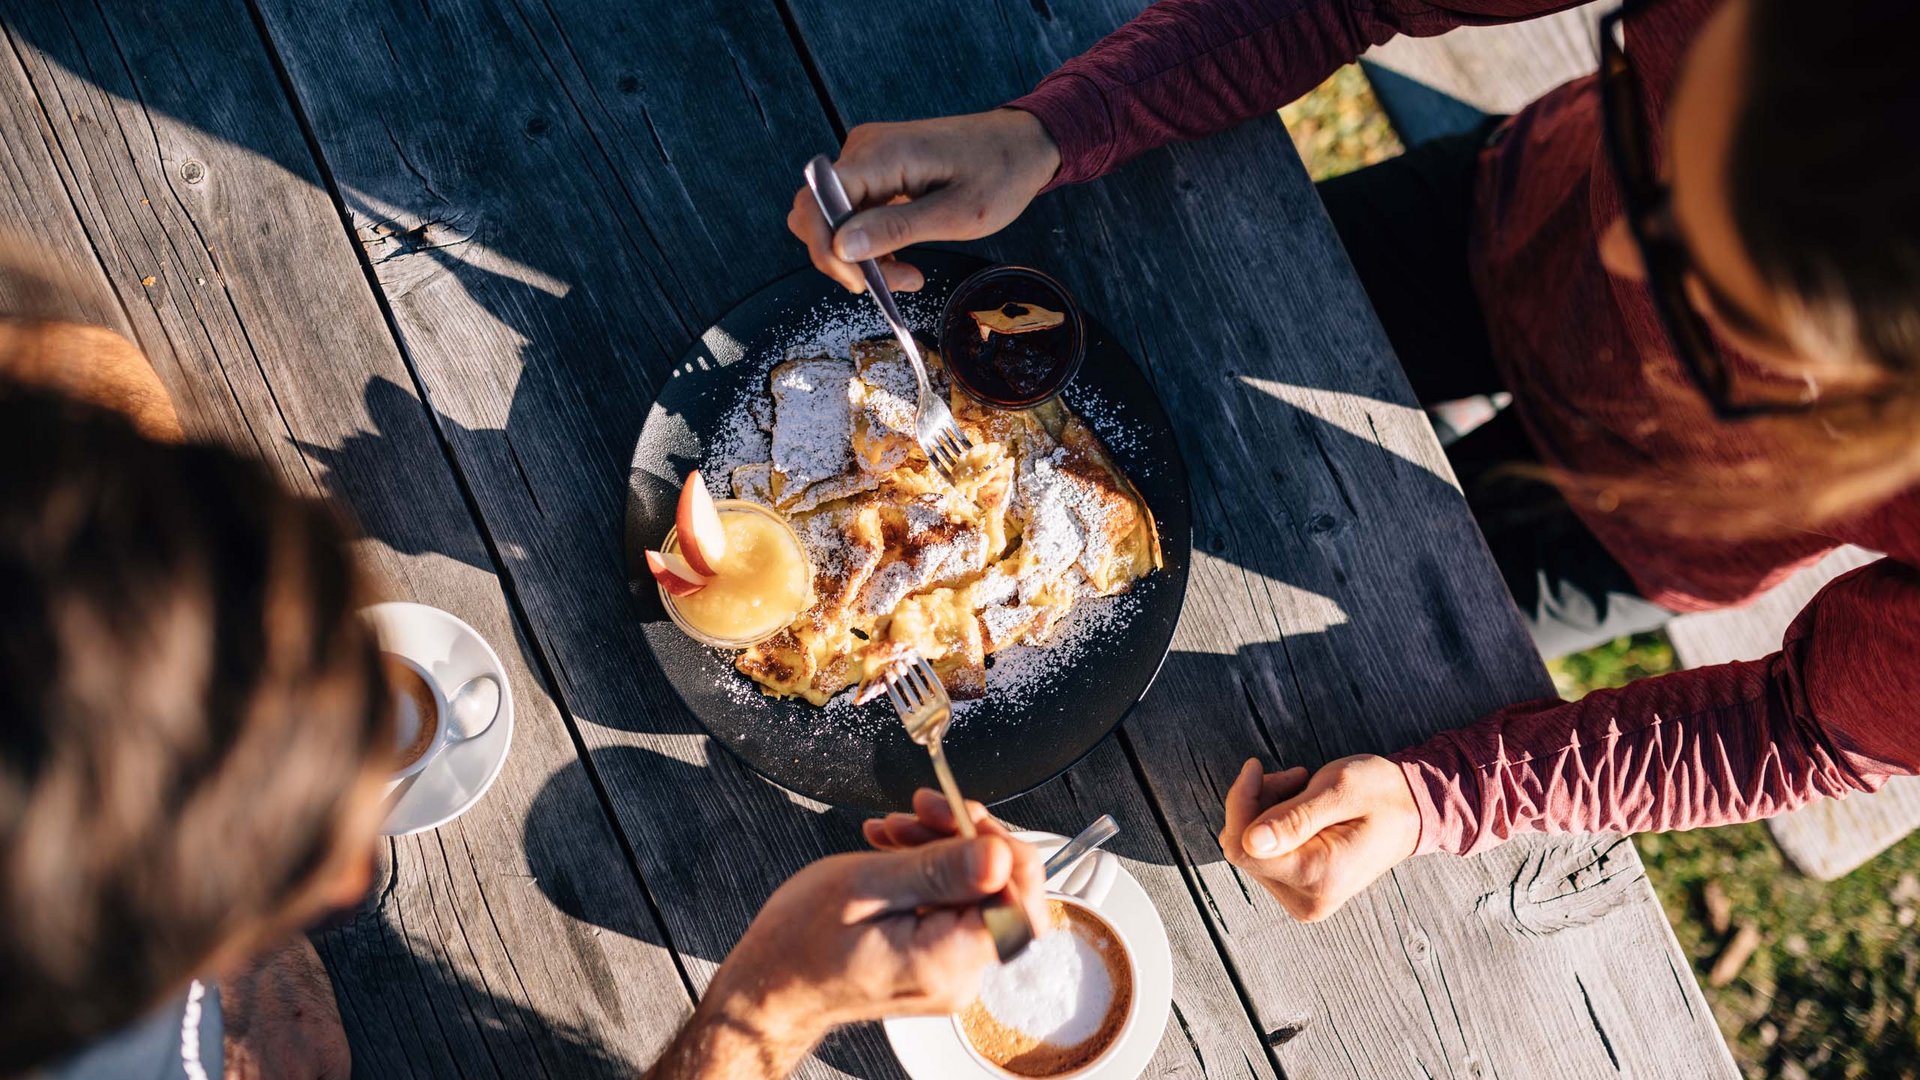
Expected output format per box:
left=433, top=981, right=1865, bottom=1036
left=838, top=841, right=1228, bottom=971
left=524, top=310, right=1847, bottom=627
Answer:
left=1242, top=773, right=1353, bottom=860
left=834, top=189, right=975, bottom=262
left=849, top=835, right=1010, bottom=918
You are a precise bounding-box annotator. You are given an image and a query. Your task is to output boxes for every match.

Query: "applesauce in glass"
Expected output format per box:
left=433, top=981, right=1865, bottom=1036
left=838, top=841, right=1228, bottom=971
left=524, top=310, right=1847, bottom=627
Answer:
left=661, top=500, right=812, bottom=648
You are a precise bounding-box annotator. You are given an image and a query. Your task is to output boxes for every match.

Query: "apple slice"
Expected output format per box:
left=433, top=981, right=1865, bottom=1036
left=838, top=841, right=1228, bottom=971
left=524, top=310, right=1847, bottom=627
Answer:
left=647, top=549, right=710, bottom=597
left=675, top=469, right=728, bottom=576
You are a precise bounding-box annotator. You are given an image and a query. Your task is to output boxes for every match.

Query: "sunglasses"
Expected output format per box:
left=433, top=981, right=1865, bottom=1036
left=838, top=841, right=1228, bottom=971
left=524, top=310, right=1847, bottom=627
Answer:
left=1597, top=4, right=1805, bottom=420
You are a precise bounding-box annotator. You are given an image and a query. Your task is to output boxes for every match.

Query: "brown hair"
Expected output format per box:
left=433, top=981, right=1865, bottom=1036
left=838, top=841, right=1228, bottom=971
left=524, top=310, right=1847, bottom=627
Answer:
left=1577, top=0, right=1920, bottom=536
left=0, top=387, right=389, bottom=1072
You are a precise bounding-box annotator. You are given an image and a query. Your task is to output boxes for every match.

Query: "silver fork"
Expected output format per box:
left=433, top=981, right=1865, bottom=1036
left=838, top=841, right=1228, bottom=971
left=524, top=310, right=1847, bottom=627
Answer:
left=803, top=155, right=973, bottom=482
left=882, top=651, right=1035, bottom=962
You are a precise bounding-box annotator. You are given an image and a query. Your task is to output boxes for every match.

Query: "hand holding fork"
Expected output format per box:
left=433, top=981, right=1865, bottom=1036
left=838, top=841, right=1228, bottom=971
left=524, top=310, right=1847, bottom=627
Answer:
left=804, top=155, right=974, bottom=482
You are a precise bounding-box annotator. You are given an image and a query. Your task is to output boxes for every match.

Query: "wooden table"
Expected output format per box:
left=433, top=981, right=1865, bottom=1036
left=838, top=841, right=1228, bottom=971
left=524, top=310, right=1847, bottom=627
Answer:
left=0, top=2, right=1736, bottom=1076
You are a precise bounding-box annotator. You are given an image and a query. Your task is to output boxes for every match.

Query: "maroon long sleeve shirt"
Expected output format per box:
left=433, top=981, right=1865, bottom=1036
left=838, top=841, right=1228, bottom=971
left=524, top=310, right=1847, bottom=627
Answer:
left=1011, top=0, right=1920, bottom=856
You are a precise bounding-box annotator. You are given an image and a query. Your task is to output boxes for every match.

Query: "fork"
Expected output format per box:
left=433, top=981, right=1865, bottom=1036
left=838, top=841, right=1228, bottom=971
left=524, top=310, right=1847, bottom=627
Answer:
left=803, top=155, right=973, bottom=482
left=882, top=651, right=1035, bottom=962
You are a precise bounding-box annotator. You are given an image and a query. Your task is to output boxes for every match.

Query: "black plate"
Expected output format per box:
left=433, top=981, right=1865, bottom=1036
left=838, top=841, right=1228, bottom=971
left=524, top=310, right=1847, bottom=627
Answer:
left=625, top=251, right=1190, bottom=811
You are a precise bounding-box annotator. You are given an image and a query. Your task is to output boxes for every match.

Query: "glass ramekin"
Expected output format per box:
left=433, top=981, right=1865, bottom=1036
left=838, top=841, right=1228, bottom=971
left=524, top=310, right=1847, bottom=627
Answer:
left=658, top=499, right=813, bottom=649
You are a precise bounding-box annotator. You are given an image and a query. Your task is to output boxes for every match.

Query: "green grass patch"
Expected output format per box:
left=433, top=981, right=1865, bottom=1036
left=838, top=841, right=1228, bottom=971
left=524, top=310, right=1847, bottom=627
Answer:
left=1281, top=66, right=1404, bottom=182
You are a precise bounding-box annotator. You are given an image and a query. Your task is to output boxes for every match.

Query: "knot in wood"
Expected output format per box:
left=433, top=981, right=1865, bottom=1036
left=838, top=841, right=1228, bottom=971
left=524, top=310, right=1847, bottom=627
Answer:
left=1265, top=1019, right=1306, bottom=1046
left=1476, top=837, right=1644, bottom=939
left=180, top=159, right=206, bottom=184
left=1404, top=927, right=1430, bottom=961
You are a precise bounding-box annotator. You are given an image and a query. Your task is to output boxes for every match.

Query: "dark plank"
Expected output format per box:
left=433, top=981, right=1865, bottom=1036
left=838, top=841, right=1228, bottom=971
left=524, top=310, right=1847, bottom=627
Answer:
left=781, top=1, right=1735, bottom=1076
left=0, top=4, right=694, bottom=1075
left=244, top=0, right=1278, bottom=1075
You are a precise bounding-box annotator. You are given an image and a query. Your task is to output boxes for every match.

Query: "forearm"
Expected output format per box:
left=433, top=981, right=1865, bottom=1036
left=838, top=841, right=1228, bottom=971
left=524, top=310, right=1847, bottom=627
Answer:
left=1391, top=661, right=1840, bottom=854
left=1012, top=0, right=1584, bottom=187
left=643, top=985, right=825, bottom=1080
left=1391, top=560, right=1920, bottom=856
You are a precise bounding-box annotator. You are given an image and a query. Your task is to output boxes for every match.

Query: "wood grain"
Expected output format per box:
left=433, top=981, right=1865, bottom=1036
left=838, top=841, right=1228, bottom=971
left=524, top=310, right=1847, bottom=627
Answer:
left=782, top=0, right=1734, bottom=1075
left=0, top=4, right=693, bottom=1075
left=1364, top=4, right=1608, bottom=116
left=1667, top=546, right=1920, bottom=882
left=241, top=0, right=1278, bottom=1074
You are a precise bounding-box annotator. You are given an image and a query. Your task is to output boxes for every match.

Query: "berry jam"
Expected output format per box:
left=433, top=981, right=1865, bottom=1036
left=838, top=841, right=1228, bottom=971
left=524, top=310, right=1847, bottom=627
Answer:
left=939, top=266, right=1084, bottom=409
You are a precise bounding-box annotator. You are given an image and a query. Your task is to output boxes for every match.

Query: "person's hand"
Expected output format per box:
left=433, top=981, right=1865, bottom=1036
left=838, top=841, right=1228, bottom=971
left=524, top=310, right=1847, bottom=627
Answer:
left=860, top=786, right=1006, bottom=851
left=1218, top=755, right=1422, bottom=922
left=703, top=827, right=1046, bottom=1038
left=861, top=787, right=1048, bottom=936
left=787, top=109, right=1061, bottom=293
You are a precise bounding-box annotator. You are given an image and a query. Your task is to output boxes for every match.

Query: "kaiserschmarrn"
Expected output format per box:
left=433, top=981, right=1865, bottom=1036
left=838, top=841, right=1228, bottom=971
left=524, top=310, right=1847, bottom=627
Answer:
left=731, top=338, right=1159, bottom=705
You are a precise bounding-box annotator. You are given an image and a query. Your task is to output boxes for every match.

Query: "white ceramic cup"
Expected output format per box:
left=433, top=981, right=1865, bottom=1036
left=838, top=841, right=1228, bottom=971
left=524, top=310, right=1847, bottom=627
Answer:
left=954, top=892, right=1143, bottom=1080
left=385, top=653, right=452, bottom=783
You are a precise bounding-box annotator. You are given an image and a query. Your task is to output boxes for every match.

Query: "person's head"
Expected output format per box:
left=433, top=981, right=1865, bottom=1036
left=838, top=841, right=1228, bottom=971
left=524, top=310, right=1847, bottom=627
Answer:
left=0, top=387, right=393, bottom=1073
left=1593, top=0, right=1920, bottom=533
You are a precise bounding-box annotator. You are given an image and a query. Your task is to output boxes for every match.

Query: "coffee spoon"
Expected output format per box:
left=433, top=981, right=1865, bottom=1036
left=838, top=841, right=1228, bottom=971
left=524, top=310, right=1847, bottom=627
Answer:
left=382, top=673, right=503, bottom=816
left=1043, top=814, right=1120, bottom=887
left=446, top=673, right=502, bottom=739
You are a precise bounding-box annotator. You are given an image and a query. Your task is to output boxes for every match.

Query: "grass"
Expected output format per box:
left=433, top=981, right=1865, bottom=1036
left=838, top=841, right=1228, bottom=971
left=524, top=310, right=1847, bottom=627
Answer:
left=1282, top=66, right=1920, bottom=1080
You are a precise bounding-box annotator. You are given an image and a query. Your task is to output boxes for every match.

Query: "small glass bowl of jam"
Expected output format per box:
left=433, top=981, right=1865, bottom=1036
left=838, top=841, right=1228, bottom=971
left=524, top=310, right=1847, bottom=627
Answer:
left=939, top=265, right=1085, bottom=409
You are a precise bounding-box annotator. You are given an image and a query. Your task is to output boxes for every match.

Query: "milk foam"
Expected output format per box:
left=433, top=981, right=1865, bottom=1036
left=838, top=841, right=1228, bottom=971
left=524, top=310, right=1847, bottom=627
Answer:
left=976, top=921, right=1115, bottom=1047
left=392, top=692, right=426, bottom=752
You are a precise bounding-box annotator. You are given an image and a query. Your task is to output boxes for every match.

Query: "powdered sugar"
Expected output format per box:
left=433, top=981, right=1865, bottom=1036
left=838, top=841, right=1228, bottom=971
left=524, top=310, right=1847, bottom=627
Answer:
left=1062, top=382, right=1155, bottom=478
left=770, top=358, right=856, bottom=490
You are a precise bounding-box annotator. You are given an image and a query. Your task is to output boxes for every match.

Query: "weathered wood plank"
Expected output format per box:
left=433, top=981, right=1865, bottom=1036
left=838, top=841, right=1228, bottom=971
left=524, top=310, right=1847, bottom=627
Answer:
left=1667, top=547, right=1920, bottom=881
left=782, top=1, right=1734, bottom=1076
left=0, top=5, right=693, bottom=1076
left=244, top=0, right=1278, bottom=1075
left=1667, top=547, right=1879, bottom=667
left=1363, top=4, right=1607, bottom=116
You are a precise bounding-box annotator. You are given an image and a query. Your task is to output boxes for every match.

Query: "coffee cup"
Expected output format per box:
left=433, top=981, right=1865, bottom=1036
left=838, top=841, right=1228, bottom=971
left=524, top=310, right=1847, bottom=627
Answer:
left=955, top=893, right=1141, bottom=1080
left=383, top=653, right=451, bottom=782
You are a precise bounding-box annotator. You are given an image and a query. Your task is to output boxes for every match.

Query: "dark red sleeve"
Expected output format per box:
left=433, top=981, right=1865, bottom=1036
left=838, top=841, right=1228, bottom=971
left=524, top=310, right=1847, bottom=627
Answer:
left=1388, top=560, right=1920, bottom=856
left=1010, top=0, right=1595, bottom=187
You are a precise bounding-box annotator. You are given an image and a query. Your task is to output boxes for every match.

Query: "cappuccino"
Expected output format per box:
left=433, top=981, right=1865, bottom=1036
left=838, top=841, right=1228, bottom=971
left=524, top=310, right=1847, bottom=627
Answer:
left=384, top=654, right=440, bottom=771
left=959, top=899, right=1133, bottom=1077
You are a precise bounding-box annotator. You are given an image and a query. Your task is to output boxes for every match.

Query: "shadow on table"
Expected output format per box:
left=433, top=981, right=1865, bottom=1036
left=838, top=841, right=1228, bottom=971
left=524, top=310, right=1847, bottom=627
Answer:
left=314, top=906, right=640, bottom=1080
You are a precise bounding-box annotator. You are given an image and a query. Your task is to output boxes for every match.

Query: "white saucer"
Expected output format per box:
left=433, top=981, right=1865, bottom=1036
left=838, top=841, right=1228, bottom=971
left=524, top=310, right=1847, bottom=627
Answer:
left=364, top=602, right=515, bottom=836
left=883, top=832, right=1173, bottom=1080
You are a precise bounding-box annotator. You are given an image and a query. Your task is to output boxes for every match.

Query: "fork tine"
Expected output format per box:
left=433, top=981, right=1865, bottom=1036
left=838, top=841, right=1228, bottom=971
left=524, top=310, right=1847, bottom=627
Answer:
left=922, top=439, right=952, bottom=477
